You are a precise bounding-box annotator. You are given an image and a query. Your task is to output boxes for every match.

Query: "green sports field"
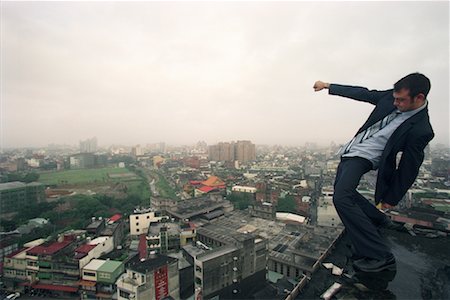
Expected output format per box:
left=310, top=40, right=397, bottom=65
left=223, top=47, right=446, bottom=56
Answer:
left=38, top=167, right=139, bottom=185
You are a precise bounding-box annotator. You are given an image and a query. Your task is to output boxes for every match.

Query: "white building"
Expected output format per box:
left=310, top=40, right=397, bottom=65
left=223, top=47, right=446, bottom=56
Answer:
left=317, top=194, right=342, bottom=228
left=231, top=186, right=257, bottom=193
left=82, top=259, right=105, bottom=282
left=77, top=236, right=115, bottom=269
left=129, top=208, right=166, bottom=236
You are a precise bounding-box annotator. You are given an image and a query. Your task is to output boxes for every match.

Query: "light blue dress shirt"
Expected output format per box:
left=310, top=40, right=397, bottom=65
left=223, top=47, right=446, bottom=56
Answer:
left=342, top=101, right=428, bottom=169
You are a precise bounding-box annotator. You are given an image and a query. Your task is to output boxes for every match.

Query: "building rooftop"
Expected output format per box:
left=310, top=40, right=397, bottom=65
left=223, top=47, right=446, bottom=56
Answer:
left=182, top=244, right=206, bottom=258
left=84, top=259, right=105, bottom=271
left=75, top=244, right=96, bottom=253
left=196, top=244, right=239, bottom=262
left=89, top=236, right=110, bottom=245
left=166, top=196, right=231, bottom=220
left=0, top=181, right=43, bottom=191
left=101, top=222, right=120, bottom=236
left=127, top=254, right=177, bottom=274
left=86, top=219, right=104, bottom=230
left=108, top=214, right=122, bottom=223
left=148, top=222, right=180, bottom=235
left=198, top=210, right=342, bottom=271
left=27, top=235, right=74, bottom=255
left=295, top=229, right=450, bottom=300
left=97, top=260, right=123, bottom=273
left=201, top=176, right=225, bottom=187
left=198, top=186, right=218, bottom=193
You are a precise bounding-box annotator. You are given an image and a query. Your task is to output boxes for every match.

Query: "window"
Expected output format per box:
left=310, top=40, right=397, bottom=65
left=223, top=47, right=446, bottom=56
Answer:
left=137, top=229, right=140, bottom=232
left=84, top=271, right=96, bottom=277
left=136, top=216, right=139, bottom=220
left=119, top=289, right=130, bottom=298
left=136, top=223, right=139, bottom=226
left=147, top=216, right=150, bottom=219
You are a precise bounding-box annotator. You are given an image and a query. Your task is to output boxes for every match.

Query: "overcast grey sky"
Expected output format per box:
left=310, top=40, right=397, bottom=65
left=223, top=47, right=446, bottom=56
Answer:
left=2, top=1, right=449, bottom=148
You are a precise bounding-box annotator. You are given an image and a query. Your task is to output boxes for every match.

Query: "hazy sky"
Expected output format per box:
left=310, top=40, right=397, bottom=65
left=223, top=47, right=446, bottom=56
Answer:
left=2, top=1, right=449, bottom=148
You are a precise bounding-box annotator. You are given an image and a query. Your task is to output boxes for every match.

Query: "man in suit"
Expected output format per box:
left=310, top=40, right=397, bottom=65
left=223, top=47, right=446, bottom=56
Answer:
left=313, top=73, right=434, bottom=272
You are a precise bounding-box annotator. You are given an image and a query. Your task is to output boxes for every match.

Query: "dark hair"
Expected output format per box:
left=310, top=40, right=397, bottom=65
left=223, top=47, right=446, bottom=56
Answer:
left=394, top=73, right=431, bottom=98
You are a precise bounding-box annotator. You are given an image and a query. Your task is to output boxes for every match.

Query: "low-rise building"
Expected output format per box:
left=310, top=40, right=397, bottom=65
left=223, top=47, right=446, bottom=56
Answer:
left=194, top=229, right=267, bottom=299
left=231, top=186, right=257, bottom=193
left=129, top=208, right=167, bottom=236
left=116, top=254, right=179, bottom=300
left=0, top=181, right=45, bottom=214
left=81, top=259, right=124, bottom=300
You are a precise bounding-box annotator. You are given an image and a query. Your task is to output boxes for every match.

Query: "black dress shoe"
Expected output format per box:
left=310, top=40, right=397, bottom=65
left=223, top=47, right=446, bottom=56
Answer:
left=353, top=255, right=396, bottom=273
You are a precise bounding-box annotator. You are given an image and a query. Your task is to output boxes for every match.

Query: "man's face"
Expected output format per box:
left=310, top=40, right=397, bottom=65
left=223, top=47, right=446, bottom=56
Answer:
left=393, top=88, right=417, bottom=112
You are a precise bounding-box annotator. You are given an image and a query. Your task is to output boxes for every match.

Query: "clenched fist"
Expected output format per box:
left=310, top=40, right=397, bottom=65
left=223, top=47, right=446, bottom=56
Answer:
left=313, top=81, right=330, bottom=92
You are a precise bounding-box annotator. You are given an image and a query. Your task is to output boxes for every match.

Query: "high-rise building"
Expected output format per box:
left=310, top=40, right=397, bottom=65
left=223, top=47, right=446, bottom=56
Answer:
left=235, top=140, right=256, bottom=162
left=80, top=137, right=98, bottom=153
left=131, top=145, right=144, bottom=157
left=208, top=141, right=256, bottom=162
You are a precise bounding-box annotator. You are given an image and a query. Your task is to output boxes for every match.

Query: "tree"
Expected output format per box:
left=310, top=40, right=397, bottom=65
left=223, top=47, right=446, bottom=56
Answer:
left=228, top=192, right=253, bottom=210
left=277, top=195, right=297, bottom=213
left=23, top=172, right=40, bottom=183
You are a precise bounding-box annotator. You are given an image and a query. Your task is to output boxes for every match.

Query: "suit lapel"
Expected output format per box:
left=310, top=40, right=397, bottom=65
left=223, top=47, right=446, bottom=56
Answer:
left=381, top=108, right=428, bottom=159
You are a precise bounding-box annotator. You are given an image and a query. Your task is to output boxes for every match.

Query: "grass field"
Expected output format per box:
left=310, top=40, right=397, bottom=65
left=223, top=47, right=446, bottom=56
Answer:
left=38, top=167, right=138, bottom=185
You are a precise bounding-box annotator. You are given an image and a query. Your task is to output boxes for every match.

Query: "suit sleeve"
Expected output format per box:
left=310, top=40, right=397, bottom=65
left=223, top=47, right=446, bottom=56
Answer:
left=382, top=132, right=434, bottom=206
left=329, top=84, right=391, bottom=105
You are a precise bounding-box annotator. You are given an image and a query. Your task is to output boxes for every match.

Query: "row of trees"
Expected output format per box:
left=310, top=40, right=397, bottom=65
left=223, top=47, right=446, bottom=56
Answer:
left=0, top=171, right=40, bottom=183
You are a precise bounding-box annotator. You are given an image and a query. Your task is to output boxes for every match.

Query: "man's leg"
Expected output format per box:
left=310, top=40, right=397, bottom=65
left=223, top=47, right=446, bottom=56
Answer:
left=352, top=191, right=387, bottom=226
left=333, top=157, right=392, bottom=260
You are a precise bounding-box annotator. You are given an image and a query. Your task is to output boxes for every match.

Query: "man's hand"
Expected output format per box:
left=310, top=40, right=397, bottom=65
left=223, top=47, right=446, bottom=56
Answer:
left=313, top=81, right=330, bottom=92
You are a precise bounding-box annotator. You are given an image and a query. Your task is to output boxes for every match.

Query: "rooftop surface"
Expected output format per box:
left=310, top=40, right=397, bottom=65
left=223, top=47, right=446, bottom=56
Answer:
left=166, top=197, right=230, bottom=219
left=196, top=244, right=239, bottom=262
left=27, top=236, right=74, bottom=255
left=127, top=254, right=177, bottom=274
left=201, top=210, right=342, bottom=269
left=97, top=260, right=123, bottom=273
left=296, top=229, right=450, bottom=299
left=83, top=259, right=105, bottom=271
left=0, top=181, right=43, bottom=191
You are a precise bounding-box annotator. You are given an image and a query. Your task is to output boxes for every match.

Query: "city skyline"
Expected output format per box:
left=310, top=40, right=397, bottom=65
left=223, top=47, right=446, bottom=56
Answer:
left=2, top=1, right=449, bottom=148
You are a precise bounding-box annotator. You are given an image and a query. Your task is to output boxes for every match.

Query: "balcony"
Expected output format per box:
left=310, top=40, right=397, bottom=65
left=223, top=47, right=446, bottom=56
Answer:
left=116, top=278, right=139, bottom=294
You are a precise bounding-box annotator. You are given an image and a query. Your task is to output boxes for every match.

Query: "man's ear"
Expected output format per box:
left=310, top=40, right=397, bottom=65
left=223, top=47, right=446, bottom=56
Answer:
left=415, top=93, right=426, bottom=102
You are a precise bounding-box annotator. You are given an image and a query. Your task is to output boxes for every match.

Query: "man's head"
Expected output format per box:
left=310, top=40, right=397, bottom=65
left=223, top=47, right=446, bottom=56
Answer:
left=393, top=73, right=430, bottom=112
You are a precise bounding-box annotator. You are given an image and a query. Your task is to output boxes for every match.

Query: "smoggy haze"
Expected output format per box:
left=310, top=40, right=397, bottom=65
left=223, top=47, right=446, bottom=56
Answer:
left=1, top=1, right=449, bottom=148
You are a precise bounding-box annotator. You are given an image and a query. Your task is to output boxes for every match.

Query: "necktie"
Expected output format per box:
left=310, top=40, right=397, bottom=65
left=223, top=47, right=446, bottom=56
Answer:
left=339, top=110, right=401, bottom=155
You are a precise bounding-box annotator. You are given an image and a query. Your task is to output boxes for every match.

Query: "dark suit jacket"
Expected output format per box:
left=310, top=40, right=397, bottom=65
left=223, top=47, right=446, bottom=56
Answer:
left=329, top=84, right=434, bottom=206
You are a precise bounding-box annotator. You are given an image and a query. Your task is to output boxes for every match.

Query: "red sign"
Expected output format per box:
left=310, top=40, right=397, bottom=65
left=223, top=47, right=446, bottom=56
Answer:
left=154, top=265, right=168, bottom=300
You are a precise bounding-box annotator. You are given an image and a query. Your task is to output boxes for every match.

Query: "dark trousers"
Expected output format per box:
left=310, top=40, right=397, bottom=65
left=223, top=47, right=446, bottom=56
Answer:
left=333, top=157, right=392, bottom=260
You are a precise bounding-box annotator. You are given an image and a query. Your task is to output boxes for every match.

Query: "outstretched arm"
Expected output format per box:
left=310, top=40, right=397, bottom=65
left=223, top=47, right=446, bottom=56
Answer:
left=313, top=80, right=391, bottom=105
